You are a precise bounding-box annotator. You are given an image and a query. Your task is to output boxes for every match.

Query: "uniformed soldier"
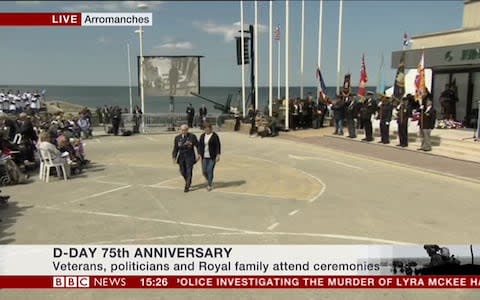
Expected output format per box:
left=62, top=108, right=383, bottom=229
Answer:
left=360, top=92, right=376, bottom=142
left=172, top=124, right=200, bottom=192
left=396, top=97, right=411, bottom=147
left=378, top=96, right=393, bottom=144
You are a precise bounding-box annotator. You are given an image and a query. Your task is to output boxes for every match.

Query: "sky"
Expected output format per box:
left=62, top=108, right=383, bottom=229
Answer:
left=0, top=0, right=465, bottom=87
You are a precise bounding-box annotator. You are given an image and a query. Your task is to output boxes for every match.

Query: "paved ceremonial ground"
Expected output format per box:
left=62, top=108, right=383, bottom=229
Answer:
left=1, top=129, right=479, bottom=299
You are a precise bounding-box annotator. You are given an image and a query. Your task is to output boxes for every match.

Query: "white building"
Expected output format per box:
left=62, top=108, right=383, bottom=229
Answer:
left=391, top=0, right=480, bottom=127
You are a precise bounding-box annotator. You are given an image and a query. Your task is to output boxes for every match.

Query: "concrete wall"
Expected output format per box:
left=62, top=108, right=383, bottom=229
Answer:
left=411, top=29, right=480, bottom=49
left=463, top=0, right=480, bottom=29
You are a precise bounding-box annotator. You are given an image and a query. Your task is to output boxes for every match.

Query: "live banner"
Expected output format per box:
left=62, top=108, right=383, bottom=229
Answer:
left=0, top=245, right=479, bottom=289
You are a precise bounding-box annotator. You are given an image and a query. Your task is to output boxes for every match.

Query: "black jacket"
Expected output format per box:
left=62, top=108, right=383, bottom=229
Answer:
left=186, top=107, right=195, bottom=118
left=19, top=119, right=37, bottom=142
left=378, top=102, right=393, bottom=122
left=332, top=100, right=346, bottom=120
left=199, top=107, right=207, bottom=117
left=198, top=132, right=221, bottom=160
left=360, top=98, right=377, bottom=120
left=420, top=106, right=436, bottom=129
left=396, top=103, right=412, bottom=124
left=345, top=98, right=361, bottom=120
left=172, top=132, right=198, bottom=163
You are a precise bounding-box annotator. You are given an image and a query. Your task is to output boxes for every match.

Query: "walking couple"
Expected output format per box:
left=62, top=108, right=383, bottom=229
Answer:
left=172, top=123, right=221, bottom=192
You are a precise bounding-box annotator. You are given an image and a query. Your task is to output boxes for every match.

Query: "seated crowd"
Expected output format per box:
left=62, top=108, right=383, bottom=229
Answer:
left=0, top=110, right=91, bottom=185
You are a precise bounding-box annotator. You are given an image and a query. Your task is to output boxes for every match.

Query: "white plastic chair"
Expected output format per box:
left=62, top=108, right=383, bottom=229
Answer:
left=38, top=150, right=46, bottom=180
left=39, top=149, right=68, bottom=182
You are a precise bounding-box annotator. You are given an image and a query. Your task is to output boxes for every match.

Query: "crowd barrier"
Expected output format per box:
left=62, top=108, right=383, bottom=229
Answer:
left=119, top=113, right=220, bottom=132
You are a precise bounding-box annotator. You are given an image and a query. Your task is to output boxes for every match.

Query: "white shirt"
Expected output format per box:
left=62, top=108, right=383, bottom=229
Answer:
left=38, top=141, right=61, bottom=162
left=203, top=133, right=213, bottom=159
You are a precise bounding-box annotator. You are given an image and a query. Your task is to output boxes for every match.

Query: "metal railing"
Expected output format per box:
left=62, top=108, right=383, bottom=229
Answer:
left=120, top=113, right=220, bottom=131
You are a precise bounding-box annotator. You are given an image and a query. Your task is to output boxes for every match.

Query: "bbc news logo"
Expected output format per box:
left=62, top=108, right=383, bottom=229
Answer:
left=53, top=276, right=90, bottom=288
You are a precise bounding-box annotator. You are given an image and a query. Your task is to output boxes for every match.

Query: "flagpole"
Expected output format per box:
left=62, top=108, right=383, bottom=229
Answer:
left=240, top=0, right=246, bottom=118
left=377, top=51, right=384, bottom=95
left=285, top=0, right=290, bottom=130
left=127, top=43, right=133, bottom=114
left=300, top=0, right=305, bottom=99
left=269, top=0, right=273, bottom=117
left=277, top=28, right=281, bottom=100
left=336, top=0, right=343, bottom=96
left=254, top=0, right=259, bottom=111
left=317, top=0, right=323, bottom=102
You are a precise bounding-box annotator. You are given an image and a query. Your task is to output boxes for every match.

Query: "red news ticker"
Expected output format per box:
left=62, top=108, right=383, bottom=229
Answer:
left=1, top=276, right=480, bottom=289
left=0, top=13, right=81, bottom=26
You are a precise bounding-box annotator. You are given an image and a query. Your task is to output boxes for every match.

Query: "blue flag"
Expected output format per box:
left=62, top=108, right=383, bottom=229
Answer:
left=316, top=68, right=327, bottom=94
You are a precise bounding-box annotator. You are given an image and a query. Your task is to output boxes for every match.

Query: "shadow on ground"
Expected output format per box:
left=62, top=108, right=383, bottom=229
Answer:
left=189, top=180, right=246, bottom=191
left=0, top=200, right=32, bottom=244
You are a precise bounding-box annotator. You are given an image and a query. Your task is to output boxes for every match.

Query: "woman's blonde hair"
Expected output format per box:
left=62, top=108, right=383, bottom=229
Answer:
left=39, top=131, right=50, bottom=142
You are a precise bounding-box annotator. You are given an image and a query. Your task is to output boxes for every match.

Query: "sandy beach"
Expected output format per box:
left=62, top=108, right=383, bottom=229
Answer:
left=45, top=100, right=93, bottom=115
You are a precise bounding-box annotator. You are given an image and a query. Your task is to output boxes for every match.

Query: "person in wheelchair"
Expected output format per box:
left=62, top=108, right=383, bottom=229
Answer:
left=257, top=113, right=279, bottom=138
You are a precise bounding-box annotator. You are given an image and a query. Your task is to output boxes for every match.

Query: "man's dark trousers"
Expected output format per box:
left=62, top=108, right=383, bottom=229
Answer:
left=178, top=156, right=193, bottom=188
left=398, top=122, right=408, bottom=146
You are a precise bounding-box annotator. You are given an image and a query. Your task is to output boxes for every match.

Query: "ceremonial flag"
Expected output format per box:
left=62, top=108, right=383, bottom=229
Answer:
left=393, top=51, right=405, bottom=99
left=274, top=24, right=280, bottom=41
left=316, top=67, right=327, bottom=95
left=415, top=51, right=425, bottom=102
left=358, top=54, right=368, bottom=96
left=342, top=73, right=351, bottom=96
left=376, top=52, right=385, bottom=94
left=403, top=32, right=409, bottom=47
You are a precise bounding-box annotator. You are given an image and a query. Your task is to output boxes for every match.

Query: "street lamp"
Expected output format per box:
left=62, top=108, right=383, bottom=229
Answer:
left=134, top=26, right=145, bottom=133
left=135, top=2, right=148, bottom=133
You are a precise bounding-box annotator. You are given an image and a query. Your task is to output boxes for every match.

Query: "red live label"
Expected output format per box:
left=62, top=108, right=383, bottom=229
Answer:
left=0, top=13, right=82, bottom=26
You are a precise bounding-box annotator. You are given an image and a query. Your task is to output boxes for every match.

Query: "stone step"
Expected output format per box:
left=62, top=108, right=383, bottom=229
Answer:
left=334, top=134, right=480, bottom=163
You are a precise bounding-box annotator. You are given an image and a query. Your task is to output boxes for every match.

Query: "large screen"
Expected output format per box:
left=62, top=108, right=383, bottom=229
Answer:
left=139, top=56, right=201, bottom=97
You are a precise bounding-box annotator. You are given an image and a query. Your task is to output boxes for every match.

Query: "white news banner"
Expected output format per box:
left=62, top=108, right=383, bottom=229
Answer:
left=0, top=245, right=394, bottom=276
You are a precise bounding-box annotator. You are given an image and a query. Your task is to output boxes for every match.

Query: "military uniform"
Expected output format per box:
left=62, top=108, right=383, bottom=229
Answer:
left=360, top=96, right=376, bottom=141
left=396, top=99, right=411, bottom=147
left=378, top=99, right=393, bottom=144
left=172, top=132, right=198, bottom=192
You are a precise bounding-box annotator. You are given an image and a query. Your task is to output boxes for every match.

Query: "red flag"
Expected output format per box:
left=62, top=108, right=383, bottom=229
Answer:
left=358, top=54, right=368, bottom=96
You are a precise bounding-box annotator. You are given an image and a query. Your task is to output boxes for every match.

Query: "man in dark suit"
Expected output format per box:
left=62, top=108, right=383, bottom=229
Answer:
left=172, top=124, right=199, bottom=192
left=331, top=98, right=346, bottom=135
left=378, top=96, right=393, bottom=144
left=197, top=123, right=221, bottom=191
left=418, top=100, right=436, bottom=152
left=186, top=104, right=195, bottom=128
left=199, top=104, right=207, bottom=129
left=360, top=92, right=377, bottom=142
left=111, top=106, right=122, bottom=136
left=345, top=96, right=361, bottom=138
left=18, top=113, right=37, bottom=163
left=396, top=97, right=411, bottom=147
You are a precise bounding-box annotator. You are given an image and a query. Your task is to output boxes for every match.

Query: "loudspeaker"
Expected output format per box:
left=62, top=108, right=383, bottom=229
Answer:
left=236, top=37, right=250, bottom=65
